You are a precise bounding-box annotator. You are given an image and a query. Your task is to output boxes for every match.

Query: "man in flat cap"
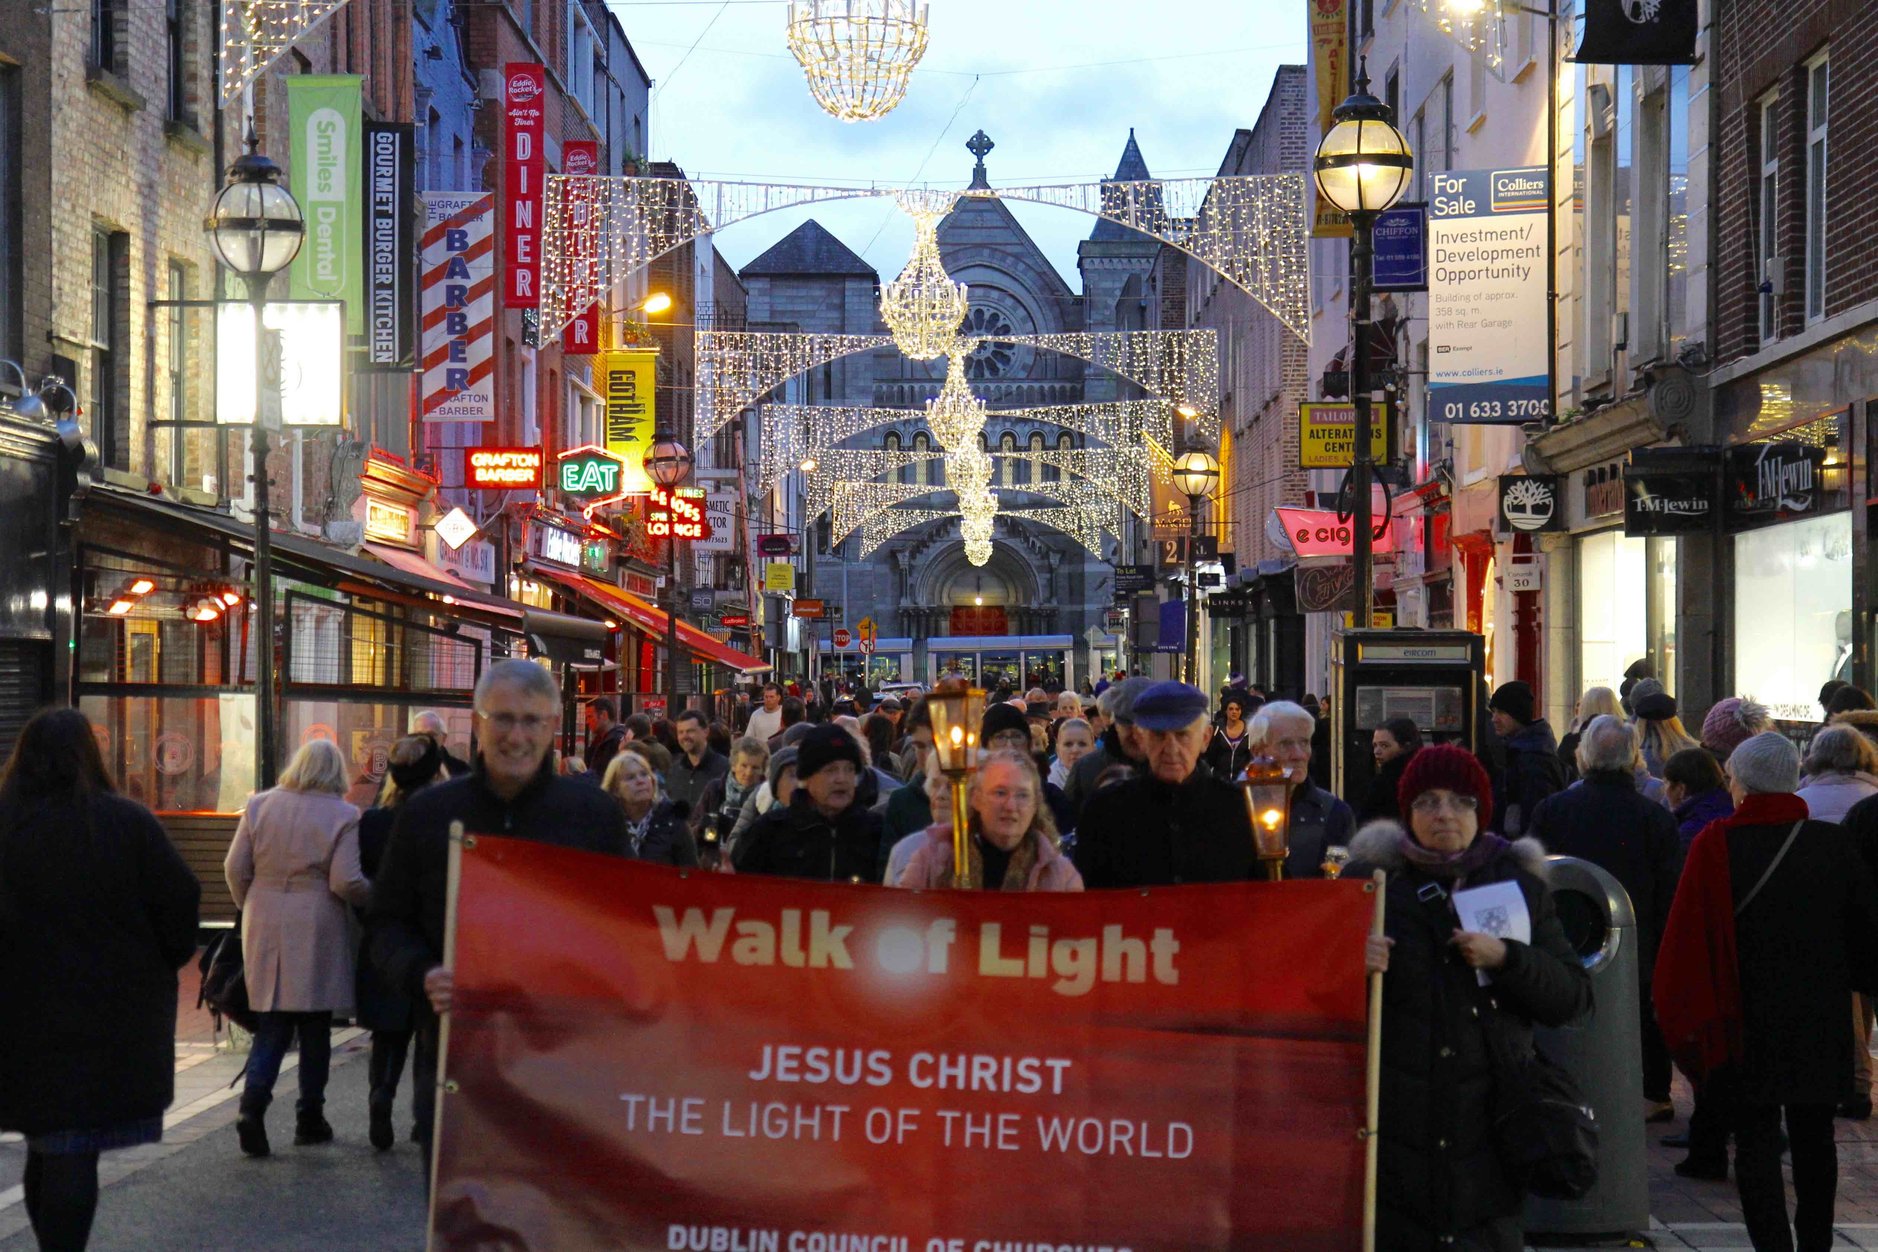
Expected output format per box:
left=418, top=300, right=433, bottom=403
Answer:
left=1075, top=681, right=1258, bottom=888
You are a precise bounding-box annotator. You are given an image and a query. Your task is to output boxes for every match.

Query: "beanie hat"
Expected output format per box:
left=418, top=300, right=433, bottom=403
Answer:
left=1489, top=681, right=1537, bottom=726
left=1107, top=676, right=1155, bottom=724
left=767, top=746, right=799, bottom=794
left=389, top=738, right=443, bottom=792
left=980, top=701, right=1032, bottom=745
left=1396, top=744, right=1495, bottom=832
left=794, top=724, right=864, bottom=782
left=1629, top=677, right=1666, bottom=710
left=1633, top=690, right=1678, bottom=721
left=1727, top=731, right=1800, bottom=794
left=1701, top=697, right=1771, bottom=760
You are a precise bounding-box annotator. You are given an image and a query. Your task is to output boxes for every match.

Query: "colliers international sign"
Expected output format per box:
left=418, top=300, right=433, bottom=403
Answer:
left=1427, top=168, right=1550, bottom=425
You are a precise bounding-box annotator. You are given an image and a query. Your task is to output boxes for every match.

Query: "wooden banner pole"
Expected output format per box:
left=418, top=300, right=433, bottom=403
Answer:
left=1363, top=868, right=1387, bottom=1252
left=425, top=821, right=467, bottom=1252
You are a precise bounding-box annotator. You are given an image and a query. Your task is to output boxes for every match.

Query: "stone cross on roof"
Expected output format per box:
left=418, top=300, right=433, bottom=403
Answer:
left=966, top=129, right=994, bottom=190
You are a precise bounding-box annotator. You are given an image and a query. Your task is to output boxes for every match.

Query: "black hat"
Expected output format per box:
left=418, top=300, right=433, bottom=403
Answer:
left=794, top=723, right=864, bottom=781
left=1634, top=691, right=1678, bottom=721
left=980, top=701, right=1032, bottom=745
left=1489, top=681, right=1537, bottom=726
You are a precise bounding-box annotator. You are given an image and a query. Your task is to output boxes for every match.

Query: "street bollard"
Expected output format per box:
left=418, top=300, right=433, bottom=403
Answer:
left=1523, top=855, right=1650, bottom=1241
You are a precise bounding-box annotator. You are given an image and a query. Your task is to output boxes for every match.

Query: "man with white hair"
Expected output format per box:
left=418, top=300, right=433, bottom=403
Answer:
left=370, top=660, right=629, bottom=1171
left=1076, top=681, right=1257, bottom=888
left=1246, top=701, right=1354, bottom=880
left=1531, top=714, right=1684, bottom=1121
left=410, top=709, right=470, bottom=778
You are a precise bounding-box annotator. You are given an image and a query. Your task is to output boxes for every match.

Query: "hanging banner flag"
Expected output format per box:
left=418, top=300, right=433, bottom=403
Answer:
left=1427, top=167, right=1551, bottom=425
left=1308, top=0, right=1355, bottom=239
left=1574, top=0, right=1697, bottom=64
left=601, top=348, right=658, bottom=495
left=363, top=121, right=415, bottom=368
left=502, top=62, right=546, bottom=310
left=433, top=838, right=1375, bottom=1250
left=421, top=193, right=496, bottom=422
left=286, top=76, right=365, bottom=328
left=1371, top=202, right=1428, bottom=292
left=561, top=140, right=602, bottom=354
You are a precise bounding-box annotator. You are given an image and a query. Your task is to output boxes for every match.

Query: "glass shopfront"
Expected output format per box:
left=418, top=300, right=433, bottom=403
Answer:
left=1576, top=531, right=1677, bottom=697
left=1733, top=512, right=1853, bottom=721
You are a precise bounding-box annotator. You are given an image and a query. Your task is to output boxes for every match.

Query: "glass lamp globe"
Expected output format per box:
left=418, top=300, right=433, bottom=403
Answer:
left=204, top=151, right=305, bottom=279
left=1313, top=71, right=1415, bottom=217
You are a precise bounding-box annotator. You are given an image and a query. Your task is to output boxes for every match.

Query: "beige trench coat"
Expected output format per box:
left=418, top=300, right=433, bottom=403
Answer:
left=225, top=788, right=372, bottom=1014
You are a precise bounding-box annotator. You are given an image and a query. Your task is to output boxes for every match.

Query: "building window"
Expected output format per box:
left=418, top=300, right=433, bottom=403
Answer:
left=886, top=431, right=907, bottom=485
left=914, top=431, right=933, bottom=486
left=0, top=66, right=17, bottom=361
left=1383, top=65, right=1399, bottom=122
left=165, top=261, right=189, bottom=486
left=166, top=0, right=187, bottom=122
left=91, top=0, right=120, bottom=72
left=1666, top=67, right=1690, bottom=356
left=1757, top=91, right=1779, bottom=346
left=92, top=228, right=127, bottom=470
left=1051, top=432, right=1070, bottom=482
left=1410, top=110, right=1427, bottom=199
left=1804, top=52, right=1828, bottom=323
left=998, top=432, right=1017, bottom=487
left=567, top=1, right=597, bottom=117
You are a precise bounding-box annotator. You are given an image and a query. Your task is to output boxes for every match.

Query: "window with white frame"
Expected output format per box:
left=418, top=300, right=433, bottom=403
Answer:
left=1757, top=91, right=1779, bottom=345
left=1411, top=110, right=1426, bottom=199
left=567, top=1, right=596, bottom=118
left=1804, top=52, right=1828, bottom=323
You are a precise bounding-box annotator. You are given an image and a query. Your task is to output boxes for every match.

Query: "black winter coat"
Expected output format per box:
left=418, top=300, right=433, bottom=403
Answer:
left=1063, top=725, right=1135, bottom=820
left=369, top=759, right=630, bottom=1001
left=1359, top=750, right=1416, bottom=825
left=1286, top=779, right=1355, bottom=880
left=666, top=749, right=729, bottom=819
left=1201, top=726, right=1253, bottom=783
left=355, top=805, right=416, bottom=1033
left=0, top=792, right=201, bottom=1135
left=1075, top=765, right=1257, bottom=888
left=1493, top=720, right=1566, bottom=837
left=732, top=792, right=884, bottom=883
left=1529, top=771, right=1683, bottom=975
left=1346, top=824, right=1592, bottom=1250
left=626, top=798, right=700, bottom=867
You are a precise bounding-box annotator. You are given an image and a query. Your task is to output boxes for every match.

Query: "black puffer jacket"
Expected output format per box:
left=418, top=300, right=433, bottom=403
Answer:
left=732, top=792, right=883, bottom=883
left=1346, top=822, right=1592, bottom=1251
left=0, top=792, right=201, bottom=1136
left=625, top=798, right=700, bottom=867
left=1075, top=765, right=1257, bottom=887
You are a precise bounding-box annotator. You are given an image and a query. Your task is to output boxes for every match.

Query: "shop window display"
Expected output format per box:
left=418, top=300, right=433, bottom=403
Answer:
left=1733, top=512, right=1853, bottom=721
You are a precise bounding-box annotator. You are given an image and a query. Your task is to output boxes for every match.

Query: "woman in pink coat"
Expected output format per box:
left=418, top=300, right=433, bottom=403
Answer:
left=224, top=739, right=372, bottom=1157
left=898, top=749, right=1083, bottom=891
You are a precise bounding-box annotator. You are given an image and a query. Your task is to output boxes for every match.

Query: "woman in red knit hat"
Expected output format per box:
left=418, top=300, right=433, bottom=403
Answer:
left=1348, top=744, right=1592, bottom=1252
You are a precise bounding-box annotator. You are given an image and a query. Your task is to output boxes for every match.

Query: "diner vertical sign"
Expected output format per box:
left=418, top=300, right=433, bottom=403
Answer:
left=1427, top=167, right=1550, bottom=424
left=502, top=63, right=546, bottom=310
left=432, top=841, right=1376, bottom=1250
left=561, top=140, right=602, bottom=354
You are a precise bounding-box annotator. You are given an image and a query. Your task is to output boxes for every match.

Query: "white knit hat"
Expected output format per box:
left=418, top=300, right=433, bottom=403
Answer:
left=1727, top=731, right=1800, bottom=795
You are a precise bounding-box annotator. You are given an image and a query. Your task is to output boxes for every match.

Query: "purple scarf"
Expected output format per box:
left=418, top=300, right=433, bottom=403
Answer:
left=1397, top=829, right=1511, bottom=879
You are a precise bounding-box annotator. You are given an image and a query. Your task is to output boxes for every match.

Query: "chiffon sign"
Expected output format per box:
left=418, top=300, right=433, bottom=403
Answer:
left=430, top=835, right=1377, bottom=1251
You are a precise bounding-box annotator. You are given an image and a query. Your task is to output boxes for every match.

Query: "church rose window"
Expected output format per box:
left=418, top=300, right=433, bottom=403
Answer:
left=963, top=306, right=1018, bottom=378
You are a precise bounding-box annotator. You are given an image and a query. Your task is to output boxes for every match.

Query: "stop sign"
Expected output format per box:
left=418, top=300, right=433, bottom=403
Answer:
left=832, top=628, right=852, bottom=649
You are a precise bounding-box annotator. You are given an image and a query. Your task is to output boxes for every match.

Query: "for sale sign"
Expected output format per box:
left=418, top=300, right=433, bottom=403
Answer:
left=1427, top=167, right=1551, bottom=425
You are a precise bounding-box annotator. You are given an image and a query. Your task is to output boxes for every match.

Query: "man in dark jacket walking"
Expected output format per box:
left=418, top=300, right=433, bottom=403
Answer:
left=734, top=722, right=883, bottom=881
left=582, top=697, right=626, bottom=775
left=1531, top=714, right=1684, bottom=1120
left=1063, top=676, right=1152, bottom=821
left=1077, top=682, right=1259, bottom=887
left=370, top=661, right=630, bottom=1167
left=667, top=708, right=729, bottom=816
left=1488, top=680, right=1566, bottom=838
left=1247, top=701, right=1354, bottom=879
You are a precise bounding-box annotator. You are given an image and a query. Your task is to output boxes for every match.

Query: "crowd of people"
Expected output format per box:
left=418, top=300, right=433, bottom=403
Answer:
left=7, top=660, right=1878, bottom=1250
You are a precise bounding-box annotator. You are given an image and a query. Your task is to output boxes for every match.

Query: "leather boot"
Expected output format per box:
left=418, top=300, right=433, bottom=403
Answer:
left=369, top=1096, right=394, bottom=1151
left=293, top=1104, right=334, bottom=1146
left=236, top=1093, right=270, bottom=1158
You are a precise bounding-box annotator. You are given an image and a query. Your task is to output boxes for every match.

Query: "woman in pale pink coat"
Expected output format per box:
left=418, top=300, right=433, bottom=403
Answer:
left=898, top=748, right=1083, bottom=891
left=224, top=739, right=372, bottom=1157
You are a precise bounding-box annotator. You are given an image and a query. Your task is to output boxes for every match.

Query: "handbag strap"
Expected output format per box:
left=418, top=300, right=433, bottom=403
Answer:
left=1735, top=820, right=1804, bottom=918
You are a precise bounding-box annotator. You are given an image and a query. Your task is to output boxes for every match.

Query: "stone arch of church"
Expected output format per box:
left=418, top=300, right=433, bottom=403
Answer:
left=915, top=540, right=1042, bottom=608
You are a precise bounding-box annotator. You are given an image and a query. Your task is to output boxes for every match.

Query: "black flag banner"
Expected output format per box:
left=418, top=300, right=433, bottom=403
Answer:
left=1573, top=0, right=1697, bottom=64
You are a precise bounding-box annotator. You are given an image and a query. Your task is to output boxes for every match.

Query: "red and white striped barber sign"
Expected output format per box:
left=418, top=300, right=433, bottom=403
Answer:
left=420, top=193, right=496, bottom=423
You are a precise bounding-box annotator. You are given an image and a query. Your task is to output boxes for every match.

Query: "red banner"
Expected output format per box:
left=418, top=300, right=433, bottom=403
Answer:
left=502, top=63, right=545, bottom=309
left=562, top=139, right=601, bottom=353
left=434, top=838, right=1376, bottom=1250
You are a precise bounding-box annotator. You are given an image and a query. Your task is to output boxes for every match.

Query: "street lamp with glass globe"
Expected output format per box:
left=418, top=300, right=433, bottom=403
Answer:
left=1171, top=442, right=1220, bottom=686
left=1314, top=58, right=1412, bottom=630
left=204, top=133, right=304, bottom=789
left=644, top=434, right=693, bottom=713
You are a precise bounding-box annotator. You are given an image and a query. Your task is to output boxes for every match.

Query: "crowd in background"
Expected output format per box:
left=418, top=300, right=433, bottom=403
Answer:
left=8, top=658, right=1878, bottom=1251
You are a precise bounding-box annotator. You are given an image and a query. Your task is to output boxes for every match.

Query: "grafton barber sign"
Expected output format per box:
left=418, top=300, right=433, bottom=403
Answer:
left=430, top=837, right=1375, bottom=1250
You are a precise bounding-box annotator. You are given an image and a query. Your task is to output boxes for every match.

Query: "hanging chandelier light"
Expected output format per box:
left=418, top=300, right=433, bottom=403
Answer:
left=926, top=350, right=987, bottom=449
left=785, top=0, right=930, bottom=123
left=880, top=195, right=967, bottom=360
left=965, top=538, right=994, bottom=568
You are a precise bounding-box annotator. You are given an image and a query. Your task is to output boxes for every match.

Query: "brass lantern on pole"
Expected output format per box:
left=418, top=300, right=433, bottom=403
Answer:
left=925, top=681, right=986, bottom=889
left=1242, top=756, right=1298, bottom=881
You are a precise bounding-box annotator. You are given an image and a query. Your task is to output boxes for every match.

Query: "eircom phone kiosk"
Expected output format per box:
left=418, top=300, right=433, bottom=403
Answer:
left=1330, top=629, right=1487, bottom=809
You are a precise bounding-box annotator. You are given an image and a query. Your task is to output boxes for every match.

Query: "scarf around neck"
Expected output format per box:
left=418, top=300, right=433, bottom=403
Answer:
left=1396, top=829, right=1511, bottom=879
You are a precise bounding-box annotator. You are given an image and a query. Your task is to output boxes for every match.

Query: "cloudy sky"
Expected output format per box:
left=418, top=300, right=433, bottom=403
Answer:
left=606, top=0, right=1308, bottom=288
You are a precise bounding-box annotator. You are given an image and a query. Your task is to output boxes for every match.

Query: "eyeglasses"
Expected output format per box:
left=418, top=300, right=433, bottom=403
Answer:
left=1410, top=791, right=1480, bottom=816
left=480, top=712, right=554, bottom=733
left=987, top=731, right=1029, bottom=749
left=983, top=786, right=1036, bottom=806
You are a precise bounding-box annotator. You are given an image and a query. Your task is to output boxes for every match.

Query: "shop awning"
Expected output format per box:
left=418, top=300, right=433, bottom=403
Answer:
left=532, top=567, right=771, bottom=676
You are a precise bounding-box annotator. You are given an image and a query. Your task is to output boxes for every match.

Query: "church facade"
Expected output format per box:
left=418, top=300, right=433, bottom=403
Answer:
left=739, top=133, right=1163, bottom=690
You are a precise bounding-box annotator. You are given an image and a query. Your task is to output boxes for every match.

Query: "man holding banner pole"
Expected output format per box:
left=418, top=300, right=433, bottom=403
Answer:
left=368, top=660, right=630, bottom=1169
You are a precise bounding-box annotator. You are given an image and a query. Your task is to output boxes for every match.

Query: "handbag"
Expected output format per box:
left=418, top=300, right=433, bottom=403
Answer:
left=1483, top=1022, right=1599, bottom=1199
left=197, top=918, right=259, bottom=1033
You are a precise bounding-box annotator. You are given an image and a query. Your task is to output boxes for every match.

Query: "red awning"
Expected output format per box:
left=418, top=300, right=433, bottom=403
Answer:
left=533, top=568, right=771, bottom=675
left=359, top=542, right=524, bottom=620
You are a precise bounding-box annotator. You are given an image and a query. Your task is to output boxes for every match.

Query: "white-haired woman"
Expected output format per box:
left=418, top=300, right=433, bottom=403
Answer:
left=224, top=738, right=372, bottom=1157
left=1796, top=724, right=1878, bottom=824
left=1247, top=701, right=1354, bottom=878
left=898, top=749, right=1083, bottom=891
left=601, top=751, right=700, bottom=867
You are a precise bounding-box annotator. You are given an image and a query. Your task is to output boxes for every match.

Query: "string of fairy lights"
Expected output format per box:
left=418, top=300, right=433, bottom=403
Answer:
left=219, top=0, right=353, bottom=105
